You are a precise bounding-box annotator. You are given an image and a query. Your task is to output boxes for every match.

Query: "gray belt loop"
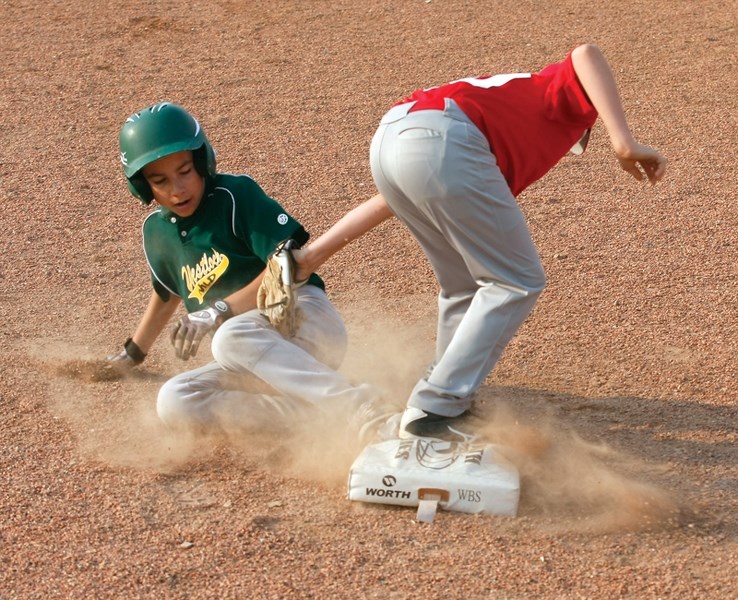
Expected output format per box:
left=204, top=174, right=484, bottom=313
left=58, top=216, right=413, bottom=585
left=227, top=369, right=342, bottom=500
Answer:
left=379, top=101, right=417, bottom=124
left=443, top=98, right=469, bottom=122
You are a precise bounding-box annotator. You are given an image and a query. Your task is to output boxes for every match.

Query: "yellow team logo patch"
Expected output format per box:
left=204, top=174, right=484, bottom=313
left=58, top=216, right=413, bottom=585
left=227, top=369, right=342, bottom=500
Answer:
left=182, top=249, right=229, bottom=303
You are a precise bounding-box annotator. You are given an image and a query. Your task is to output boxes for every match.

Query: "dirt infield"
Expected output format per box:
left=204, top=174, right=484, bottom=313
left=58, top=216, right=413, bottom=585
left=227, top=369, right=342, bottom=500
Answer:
left=2, top=0, right=736, bottom=597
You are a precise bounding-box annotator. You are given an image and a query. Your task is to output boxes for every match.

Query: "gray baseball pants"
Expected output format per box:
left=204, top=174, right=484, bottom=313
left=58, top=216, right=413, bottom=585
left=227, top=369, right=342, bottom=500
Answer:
left=370, top=99, right=546, bottom=417
left=157, top=285, right=378, bottom=432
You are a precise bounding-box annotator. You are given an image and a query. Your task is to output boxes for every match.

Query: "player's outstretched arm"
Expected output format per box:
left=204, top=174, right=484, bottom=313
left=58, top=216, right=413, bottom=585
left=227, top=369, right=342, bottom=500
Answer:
left=132, top=292, right=181, bottom=352
left=293, top=194, right=394, bottom=280
left=571, top=43, right=667, bottom=185
left=108, top=291, right=180, bottom=366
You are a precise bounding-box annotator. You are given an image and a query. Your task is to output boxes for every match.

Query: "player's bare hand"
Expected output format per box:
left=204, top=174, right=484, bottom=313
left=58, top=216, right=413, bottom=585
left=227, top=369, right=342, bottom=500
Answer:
left=170, top=309, right=219, bottom=360
left=616, top=143, right=667, bottom=185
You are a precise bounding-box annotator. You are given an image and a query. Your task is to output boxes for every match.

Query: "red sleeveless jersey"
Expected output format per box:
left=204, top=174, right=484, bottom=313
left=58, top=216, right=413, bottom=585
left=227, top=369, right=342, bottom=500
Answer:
left=400, top=52, right=598, bottom=196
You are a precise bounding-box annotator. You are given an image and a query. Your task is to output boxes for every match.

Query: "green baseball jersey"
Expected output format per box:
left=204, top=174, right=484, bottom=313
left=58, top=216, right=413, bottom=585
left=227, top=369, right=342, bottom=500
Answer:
left=142, top=173, right=324, bottom=312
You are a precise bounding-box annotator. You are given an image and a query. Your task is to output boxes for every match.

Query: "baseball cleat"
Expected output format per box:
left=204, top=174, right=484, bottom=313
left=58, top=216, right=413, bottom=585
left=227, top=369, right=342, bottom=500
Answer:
left=399, top=407, right=479, bottom=443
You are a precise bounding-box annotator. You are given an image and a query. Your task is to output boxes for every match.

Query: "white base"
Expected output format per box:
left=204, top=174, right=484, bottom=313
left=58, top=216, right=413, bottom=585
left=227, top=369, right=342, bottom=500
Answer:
left=347, top=438, right=520, bottom=517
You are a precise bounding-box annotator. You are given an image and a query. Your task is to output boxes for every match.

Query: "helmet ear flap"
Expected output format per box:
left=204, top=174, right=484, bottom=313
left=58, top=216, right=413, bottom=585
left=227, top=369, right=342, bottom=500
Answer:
left=193, top=144, right=217, bottom=179
left=127, top=173, right=154, bottom=204
left=205, top=144, right=217, bottom=176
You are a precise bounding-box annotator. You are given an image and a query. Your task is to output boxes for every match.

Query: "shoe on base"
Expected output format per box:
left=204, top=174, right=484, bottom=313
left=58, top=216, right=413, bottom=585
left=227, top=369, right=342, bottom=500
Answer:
left=352, top=400, right=403, bottom=446
left=399, top=407, right=478, bottom=443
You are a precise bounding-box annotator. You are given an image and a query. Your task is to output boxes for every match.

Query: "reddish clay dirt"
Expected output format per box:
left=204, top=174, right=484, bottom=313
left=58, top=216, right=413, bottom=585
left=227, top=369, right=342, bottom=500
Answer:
left=2, top=1, right=736, bottom=598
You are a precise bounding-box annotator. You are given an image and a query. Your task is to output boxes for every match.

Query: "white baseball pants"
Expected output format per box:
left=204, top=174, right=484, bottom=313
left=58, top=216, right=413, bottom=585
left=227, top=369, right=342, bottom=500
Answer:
left=370, top=99, right=546, bottom=417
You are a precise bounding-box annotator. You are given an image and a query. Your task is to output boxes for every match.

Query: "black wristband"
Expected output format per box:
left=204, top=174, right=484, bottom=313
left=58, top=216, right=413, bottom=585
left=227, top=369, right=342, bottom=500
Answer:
left=123, top=337, right=147, bottom=365
left=210, top=299, right=234, bottom=321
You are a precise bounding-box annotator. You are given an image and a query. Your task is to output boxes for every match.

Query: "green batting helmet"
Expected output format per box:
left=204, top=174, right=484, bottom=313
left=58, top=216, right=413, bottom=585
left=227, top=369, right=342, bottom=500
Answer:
left=118, top=102, right=217, bottom=203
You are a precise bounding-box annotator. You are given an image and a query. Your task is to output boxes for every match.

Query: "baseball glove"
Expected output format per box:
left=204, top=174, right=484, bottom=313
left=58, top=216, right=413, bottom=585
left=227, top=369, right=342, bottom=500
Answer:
left=257, top=239, right=301, bottom=337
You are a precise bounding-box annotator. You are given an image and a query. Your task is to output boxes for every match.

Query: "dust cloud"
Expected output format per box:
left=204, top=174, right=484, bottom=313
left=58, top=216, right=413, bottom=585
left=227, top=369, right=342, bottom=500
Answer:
left=42, top=314, right=684, bottom=533
left=480, top=403, right=683, bottom=532
left=236, top=312, right=435, bottom=485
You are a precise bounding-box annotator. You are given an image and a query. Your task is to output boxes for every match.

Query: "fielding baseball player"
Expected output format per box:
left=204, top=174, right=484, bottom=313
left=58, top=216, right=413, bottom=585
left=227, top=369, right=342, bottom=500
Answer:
left=108, top=102, right=394, bottom=439
left=294, top=44, right=667, bottom=441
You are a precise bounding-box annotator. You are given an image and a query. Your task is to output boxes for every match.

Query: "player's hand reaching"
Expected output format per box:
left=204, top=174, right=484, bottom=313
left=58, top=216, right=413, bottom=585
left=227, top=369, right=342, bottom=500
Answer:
left=615, top=142, right=667, bottom=185
left=170, top=308, right=220, bottom=360
left=106, top=338, right=146, bottom=368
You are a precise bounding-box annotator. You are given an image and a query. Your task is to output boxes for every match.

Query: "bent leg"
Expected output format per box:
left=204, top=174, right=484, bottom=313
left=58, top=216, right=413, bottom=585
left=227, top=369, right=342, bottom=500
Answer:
left=211, top=285, right=379, bottom=411
left=158, top=286, right=379, bottom=432
left=157, top=361, right=312, bottom=432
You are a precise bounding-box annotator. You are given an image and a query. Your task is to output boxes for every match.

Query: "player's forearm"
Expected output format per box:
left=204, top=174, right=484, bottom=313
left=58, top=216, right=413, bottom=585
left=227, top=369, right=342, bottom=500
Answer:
left=299, top=194, right=393, bottom=272
left=571, top=44, right=636, bottom=156
left=131, top=292, right=180, bottom=353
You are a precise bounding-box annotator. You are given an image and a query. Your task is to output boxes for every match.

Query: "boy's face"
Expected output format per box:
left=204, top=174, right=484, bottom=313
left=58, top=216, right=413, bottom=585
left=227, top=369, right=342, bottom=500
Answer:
left=142, top=150, right=205, bottom=217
